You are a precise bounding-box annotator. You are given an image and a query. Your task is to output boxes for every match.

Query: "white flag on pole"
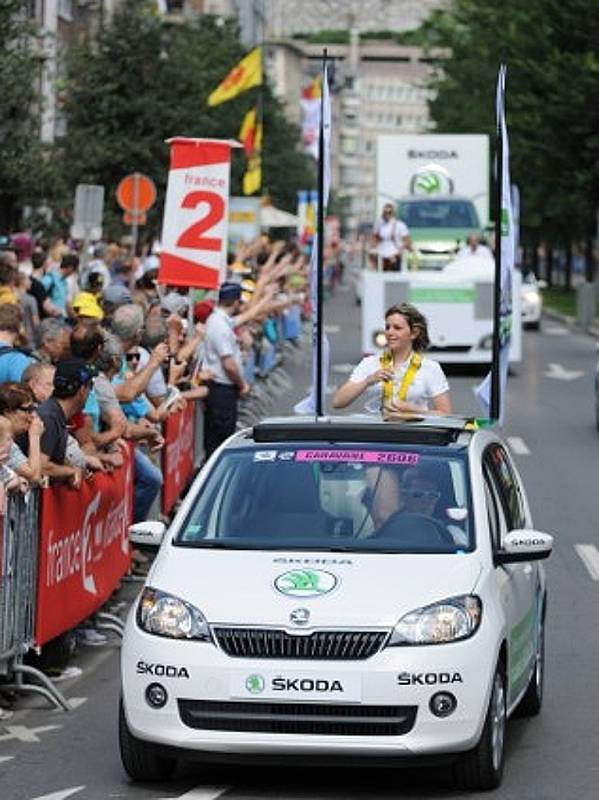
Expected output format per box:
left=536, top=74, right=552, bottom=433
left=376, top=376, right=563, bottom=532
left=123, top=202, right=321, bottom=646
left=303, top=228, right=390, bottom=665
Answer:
left=294, top=62, right=332, bottom=415
left=474, top=64, right=515, bottom=423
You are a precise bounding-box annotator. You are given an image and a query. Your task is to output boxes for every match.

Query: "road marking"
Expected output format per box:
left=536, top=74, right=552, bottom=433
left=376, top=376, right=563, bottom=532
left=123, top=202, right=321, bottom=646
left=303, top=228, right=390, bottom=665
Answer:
left=156, top=787, right=228, bottom=800
left=0, top=755, right=14, bottom=764
left=543, top=326, right=568, bottom=336
left=544, top=362, right=584, bottom=380
left=507, top=436, right=530, bottom=455
left=324, top=324, right=340, bottom=334
left=575, top=545, right=599, bottom=580
left=0, top=724, right=61, bottom=743
left=30, top=787, right=85, bottom=800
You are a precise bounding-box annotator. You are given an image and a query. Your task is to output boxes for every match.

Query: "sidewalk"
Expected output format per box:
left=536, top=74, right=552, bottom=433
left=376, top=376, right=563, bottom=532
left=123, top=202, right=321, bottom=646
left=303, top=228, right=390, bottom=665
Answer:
left=542, top=306, right=599, bottom=339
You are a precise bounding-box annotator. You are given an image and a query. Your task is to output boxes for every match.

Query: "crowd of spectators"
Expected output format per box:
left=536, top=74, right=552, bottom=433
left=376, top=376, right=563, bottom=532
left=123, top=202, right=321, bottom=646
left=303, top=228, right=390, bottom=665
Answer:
left=0, top=231, right=309, bottom=697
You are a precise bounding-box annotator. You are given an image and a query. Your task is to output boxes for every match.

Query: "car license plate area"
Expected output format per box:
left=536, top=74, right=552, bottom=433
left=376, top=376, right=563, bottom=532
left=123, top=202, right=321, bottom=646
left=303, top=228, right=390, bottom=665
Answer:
left=230, top=671, right=362, bottom=703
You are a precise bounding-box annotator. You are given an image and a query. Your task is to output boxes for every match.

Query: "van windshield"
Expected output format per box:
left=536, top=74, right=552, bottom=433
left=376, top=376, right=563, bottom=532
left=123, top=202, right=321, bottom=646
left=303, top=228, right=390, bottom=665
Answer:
left=399, top=200, right=479, bottom=229
left=175, top=445, right=473, bottom=554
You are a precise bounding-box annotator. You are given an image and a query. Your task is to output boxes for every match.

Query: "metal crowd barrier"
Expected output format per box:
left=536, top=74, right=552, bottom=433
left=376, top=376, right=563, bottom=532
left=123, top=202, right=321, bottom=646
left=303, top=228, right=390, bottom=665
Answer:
left=0, top=490, right=70, bottom=710
left=0, top=490, right=39, bottom=669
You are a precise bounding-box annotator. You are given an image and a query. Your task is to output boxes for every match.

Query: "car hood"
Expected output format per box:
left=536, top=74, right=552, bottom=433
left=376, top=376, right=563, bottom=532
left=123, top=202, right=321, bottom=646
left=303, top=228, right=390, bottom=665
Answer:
left=148, top=548, right=482, bottom=628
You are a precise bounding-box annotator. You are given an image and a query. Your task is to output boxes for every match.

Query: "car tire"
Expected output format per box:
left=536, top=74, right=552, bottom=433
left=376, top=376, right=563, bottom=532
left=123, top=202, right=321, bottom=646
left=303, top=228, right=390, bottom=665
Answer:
left=119, top=700, right=177, bottom=782
left=516, top=610, right=545, bottom=717
left=454, top=662, right=506, bottom=791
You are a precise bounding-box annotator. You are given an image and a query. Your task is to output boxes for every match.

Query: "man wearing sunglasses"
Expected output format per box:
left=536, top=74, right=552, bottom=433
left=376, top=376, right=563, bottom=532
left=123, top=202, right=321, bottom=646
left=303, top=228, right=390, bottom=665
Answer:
left=401, top=466, right=468, bottom=547
left=34, top=357, right=97, bottom=488
left=400, top=467, right=442, bottom=517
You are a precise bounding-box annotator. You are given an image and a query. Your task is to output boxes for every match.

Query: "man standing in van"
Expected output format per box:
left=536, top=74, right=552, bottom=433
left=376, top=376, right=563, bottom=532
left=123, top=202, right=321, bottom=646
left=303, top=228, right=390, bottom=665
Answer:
left=371, top=203, right=411, bottom=271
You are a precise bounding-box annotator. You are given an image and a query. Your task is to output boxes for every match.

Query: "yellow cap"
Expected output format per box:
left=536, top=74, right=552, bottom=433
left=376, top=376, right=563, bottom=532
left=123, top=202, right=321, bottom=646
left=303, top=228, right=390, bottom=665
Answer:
left=72, top=291, right=104, bottom=320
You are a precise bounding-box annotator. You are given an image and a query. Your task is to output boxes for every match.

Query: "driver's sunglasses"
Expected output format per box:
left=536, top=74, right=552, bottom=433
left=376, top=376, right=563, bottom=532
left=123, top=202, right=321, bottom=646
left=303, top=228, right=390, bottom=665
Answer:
left=126, top=352, right=141, bottom=362
left=405, top=489, right=440, bottom=500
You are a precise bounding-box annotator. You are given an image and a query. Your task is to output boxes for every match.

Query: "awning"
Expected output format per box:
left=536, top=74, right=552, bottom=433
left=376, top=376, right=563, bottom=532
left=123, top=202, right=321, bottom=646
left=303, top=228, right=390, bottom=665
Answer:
left=260, top=205, right=299, bottom=228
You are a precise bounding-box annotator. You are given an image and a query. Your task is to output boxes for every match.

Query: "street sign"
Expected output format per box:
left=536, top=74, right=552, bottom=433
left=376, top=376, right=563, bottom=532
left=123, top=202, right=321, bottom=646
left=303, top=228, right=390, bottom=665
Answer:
left=228, top=196, right=260, bottom=245
left=71, top=184, right=104, bottom=240
left=116, top=173, right=156, bottom=214
left=123, top=211, right=147, bottom=225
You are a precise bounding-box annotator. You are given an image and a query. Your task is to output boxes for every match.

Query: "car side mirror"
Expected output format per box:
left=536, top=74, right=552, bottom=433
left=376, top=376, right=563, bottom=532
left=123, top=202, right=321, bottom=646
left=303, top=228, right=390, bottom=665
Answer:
left=495, top=529, right=553, bottom=565
left=129, top=521, right=166, bottom=549
left=537, top=279, right=547, bottom=289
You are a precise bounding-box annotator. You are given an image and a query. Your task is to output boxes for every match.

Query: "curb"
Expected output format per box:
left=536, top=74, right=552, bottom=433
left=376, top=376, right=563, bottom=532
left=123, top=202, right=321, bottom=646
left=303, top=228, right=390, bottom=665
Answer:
left=542, top=308, right=599, bottom=340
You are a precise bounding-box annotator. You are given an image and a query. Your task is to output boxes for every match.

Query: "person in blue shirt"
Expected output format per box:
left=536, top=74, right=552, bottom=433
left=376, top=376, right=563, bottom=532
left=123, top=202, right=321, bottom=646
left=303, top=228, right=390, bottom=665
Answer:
left=0, top=304, right=33, bottom=383
left=41, top=253, right=79, bottom=316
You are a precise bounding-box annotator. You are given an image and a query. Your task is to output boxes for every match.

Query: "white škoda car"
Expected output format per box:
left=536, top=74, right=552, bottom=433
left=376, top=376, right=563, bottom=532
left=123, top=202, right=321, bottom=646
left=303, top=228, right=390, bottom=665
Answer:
left=120, top=416, right=552, bottom=791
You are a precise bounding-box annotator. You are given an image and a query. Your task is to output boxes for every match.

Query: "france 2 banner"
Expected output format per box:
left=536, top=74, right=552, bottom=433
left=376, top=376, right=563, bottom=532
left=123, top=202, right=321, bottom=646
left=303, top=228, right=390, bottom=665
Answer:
left=158, top=137, right=240, bottom=289
left=35, top=448, right=134, bottom=646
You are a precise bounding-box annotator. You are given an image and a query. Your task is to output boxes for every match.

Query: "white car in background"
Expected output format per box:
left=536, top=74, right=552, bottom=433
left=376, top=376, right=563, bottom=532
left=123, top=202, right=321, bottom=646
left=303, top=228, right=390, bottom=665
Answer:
left=120, top=416, right=553, bottom=791
left=521, top=272, right=544, bottom=329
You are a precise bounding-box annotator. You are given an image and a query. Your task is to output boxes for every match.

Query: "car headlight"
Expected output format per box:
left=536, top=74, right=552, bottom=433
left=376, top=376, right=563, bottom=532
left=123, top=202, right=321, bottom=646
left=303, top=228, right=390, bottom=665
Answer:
left=387, top=595, right=482, bottom=646
left=522, top=291, right=540, bottom=304
left=137, top=587, right=211, bottom=641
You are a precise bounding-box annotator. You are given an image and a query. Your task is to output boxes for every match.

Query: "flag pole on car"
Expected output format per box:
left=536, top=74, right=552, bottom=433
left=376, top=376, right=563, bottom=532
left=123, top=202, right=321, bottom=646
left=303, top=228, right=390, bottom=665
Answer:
left=315, top=49, right=327, bottom=417
left=294, top=49, right=331, bottom=418
left=475, top=60, right=515, bottom=424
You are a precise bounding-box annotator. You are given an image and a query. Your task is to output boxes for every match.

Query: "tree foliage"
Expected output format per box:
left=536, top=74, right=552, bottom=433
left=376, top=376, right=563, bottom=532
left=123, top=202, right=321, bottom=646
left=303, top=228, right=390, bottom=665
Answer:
left=0, top=1, right=56, bottom=228
left=419, top=0, right=599, bottom=249
left=59, top=2, right=313, bottom=237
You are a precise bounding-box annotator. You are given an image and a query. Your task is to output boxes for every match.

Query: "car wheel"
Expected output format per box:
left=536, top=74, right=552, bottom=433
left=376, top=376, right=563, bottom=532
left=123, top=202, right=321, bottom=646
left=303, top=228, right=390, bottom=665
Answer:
left=454, top=663, right=506, bottom=791
left=119, top=699, right=177, bottom=782
left=516, top=611, right=545, bottom=717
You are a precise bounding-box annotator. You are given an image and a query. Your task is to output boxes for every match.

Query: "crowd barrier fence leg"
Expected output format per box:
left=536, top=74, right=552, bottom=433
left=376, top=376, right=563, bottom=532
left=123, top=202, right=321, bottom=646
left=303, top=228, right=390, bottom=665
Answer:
left=2, top=657, right=71, bottom=712
left=94, top=612, right=125, bottom=638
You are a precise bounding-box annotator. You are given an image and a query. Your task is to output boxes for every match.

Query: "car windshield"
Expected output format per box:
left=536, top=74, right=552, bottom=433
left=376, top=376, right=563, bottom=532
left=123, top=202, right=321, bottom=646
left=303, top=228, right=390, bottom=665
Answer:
left=176, top=445, right=473, bottom=554
left=399, top=200, right=479, bottom=229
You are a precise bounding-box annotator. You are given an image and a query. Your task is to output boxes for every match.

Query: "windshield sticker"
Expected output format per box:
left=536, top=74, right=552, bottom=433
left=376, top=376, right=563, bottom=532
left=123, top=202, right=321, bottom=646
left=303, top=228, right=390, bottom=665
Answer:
left=277, top=451, right=296, bottom=461
left=296, top=449, right=420, bottom=465
left=253, top=450, right=277, bottom=462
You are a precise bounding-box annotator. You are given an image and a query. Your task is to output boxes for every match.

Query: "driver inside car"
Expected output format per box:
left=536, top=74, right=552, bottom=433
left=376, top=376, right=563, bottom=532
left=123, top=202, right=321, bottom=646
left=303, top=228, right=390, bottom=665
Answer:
left=401, top=466, right=468, bottom=547
left=363, top=466, right=455, bottom=549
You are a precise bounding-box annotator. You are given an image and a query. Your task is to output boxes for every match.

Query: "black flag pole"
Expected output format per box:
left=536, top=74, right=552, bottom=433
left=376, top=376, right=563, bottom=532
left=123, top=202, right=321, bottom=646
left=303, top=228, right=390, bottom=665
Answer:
left=490, top=62, right=504, bottom=422
left=315, top=49, right=327, bottom=418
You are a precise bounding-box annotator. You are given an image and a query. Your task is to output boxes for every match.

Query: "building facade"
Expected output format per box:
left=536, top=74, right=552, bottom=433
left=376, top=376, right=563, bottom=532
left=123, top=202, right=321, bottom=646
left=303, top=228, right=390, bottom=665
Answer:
left=265, top=36, right=444, bottom=230
left=29, top=0, right=120, bottom=144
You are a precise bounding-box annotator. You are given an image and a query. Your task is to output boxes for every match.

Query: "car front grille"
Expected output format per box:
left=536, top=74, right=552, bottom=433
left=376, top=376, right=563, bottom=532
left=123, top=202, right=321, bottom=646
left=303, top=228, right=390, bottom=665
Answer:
left=178, top=699, right=417, bottom=736
left=212, top=627, right=388, bottom=660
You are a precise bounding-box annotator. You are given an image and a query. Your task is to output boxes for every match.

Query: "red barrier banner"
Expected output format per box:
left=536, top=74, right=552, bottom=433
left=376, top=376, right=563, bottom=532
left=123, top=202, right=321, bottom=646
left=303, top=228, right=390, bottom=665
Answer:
left=35, top=448, right=134, bottom=646
left=161, top=402, right=195, bottom=516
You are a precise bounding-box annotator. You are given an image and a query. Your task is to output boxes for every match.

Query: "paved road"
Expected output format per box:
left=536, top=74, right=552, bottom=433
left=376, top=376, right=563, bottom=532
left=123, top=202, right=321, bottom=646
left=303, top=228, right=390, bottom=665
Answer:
left=2, top=286, right=599, bottom=800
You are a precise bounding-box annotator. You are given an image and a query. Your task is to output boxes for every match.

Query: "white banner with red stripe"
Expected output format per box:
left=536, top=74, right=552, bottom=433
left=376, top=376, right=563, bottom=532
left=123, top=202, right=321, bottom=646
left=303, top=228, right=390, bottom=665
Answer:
left=158, top=137, right=239, bottom=289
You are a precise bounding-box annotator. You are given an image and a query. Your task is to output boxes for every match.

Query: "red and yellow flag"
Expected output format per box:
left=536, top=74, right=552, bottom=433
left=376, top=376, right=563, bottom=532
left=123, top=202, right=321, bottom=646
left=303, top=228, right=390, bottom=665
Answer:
left=207, top=47, right=262, bottom=107
left=302, top=75, right=322, bottom=101
left=239, top=107, right=263, bottom=195
left=239, top=106, right=262, bottom=156
left=243, top=154, right=262, bottom=196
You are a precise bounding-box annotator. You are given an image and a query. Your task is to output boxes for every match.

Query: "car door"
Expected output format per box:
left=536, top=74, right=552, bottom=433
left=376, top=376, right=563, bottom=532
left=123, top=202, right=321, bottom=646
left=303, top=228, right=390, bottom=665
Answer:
left=483, top=445, right=536, bottom=707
